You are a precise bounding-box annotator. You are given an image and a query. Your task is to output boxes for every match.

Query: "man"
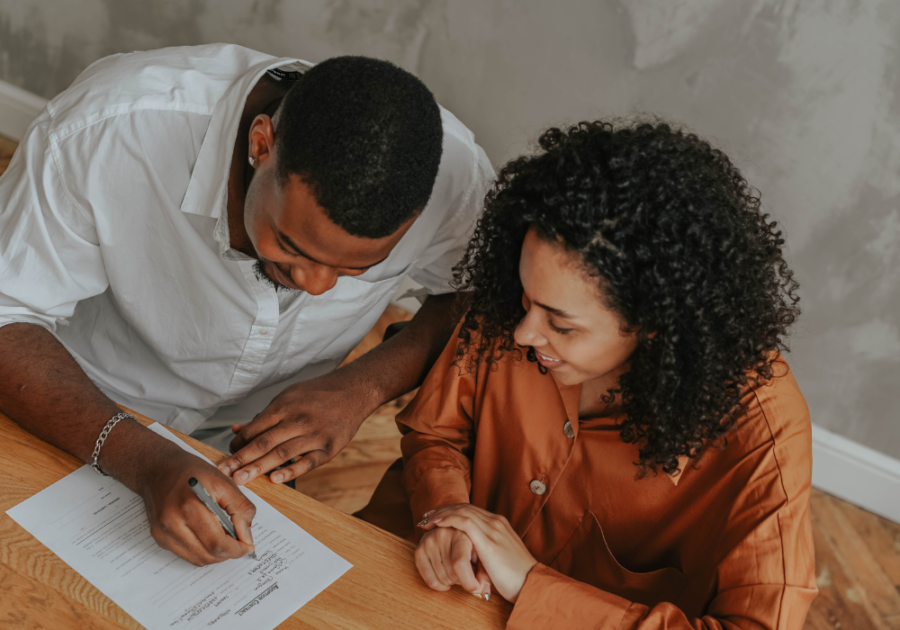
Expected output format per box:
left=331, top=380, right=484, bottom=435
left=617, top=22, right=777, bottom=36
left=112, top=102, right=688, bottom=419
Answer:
left=0, top=44, right=493, bottom=566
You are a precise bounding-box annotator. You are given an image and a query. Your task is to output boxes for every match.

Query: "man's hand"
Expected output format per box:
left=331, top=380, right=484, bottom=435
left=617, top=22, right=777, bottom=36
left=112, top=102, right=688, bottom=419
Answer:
left=217, top=293, right=464, bottom=486
left=217, top=373, right=370, bottom=485
left=138, top=441, right=257, bottom=566
left=416, top=524, right=492, bottom=598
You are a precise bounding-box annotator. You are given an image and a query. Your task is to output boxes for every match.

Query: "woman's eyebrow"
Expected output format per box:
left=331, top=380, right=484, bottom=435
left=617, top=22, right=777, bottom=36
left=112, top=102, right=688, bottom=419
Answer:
left=278, top=231, right=385, bottom=270
left=535, top=301, right=576, bottom=320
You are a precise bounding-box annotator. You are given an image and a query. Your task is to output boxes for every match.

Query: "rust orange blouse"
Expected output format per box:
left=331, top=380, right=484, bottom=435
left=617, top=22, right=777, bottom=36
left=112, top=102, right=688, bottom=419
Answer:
left=394, top=330, right=817, bottom=629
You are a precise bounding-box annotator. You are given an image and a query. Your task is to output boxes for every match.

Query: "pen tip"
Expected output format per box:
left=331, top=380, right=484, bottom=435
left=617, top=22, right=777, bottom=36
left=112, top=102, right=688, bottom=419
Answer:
left=249, top=552, right=258, bottom=560
left=188, top=477, right=198, bottom=487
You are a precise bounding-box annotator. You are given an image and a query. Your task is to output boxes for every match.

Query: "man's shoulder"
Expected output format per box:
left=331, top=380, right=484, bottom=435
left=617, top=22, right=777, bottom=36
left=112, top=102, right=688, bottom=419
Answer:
left=45, top=44, right=277, bottom=139
left=438, top=106, right=476, bottom=151
left=428, top=106, right=493, bottom=215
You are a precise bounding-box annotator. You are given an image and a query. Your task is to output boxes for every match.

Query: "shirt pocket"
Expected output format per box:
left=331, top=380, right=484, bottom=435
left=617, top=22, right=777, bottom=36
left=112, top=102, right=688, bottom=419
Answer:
left=549, top=510, right=686, bottom=608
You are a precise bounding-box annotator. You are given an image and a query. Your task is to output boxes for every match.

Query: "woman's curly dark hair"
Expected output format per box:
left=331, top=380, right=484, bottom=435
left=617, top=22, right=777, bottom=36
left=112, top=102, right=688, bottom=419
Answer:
left=452, top=120, right=800, bottom=475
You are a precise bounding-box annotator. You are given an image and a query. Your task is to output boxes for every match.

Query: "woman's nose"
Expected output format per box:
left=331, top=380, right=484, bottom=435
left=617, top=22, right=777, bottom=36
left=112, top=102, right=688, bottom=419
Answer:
left=514, top=308, right=544, bottom=347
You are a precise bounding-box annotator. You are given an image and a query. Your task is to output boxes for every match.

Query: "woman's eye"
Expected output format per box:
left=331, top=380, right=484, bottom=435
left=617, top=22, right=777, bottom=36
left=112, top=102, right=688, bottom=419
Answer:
left=550, top=322, right=573, bottom=335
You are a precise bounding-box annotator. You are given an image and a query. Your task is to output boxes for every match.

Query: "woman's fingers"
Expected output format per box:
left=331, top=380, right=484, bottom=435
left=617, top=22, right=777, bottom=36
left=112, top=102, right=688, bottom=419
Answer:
left=449, top=534, right=482, bottom=593
left=475, top=559, right=492, bottom=600
left=414, top=547, right=451, bottom=591
left=429, top=508, right=497, bottom=545
left=422, top=534, right=454, bottom=588
left=416, top=547, right=451, bottom=591
left=414, top=528, right=489, bottom=594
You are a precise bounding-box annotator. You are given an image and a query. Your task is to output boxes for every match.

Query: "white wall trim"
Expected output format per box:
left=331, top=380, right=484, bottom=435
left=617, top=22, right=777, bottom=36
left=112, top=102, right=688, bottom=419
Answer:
left=812, top=423, right=900, bottom=523
left=0, top=80, right=48, bottom=141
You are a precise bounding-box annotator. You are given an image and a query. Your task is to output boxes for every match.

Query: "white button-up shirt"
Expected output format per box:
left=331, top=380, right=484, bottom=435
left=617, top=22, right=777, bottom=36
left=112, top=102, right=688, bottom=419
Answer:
left=0, top=44, right=494, bottom=434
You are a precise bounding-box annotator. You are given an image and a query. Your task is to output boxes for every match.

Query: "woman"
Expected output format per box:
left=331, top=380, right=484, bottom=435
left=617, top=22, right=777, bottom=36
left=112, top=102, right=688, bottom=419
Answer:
left=359, top=120, right=816, bottom=628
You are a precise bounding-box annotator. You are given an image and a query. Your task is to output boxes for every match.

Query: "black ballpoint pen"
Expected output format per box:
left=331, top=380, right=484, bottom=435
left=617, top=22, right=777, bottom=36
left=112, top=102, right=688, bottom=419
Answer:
left=188, top=477, right=258, bottom=560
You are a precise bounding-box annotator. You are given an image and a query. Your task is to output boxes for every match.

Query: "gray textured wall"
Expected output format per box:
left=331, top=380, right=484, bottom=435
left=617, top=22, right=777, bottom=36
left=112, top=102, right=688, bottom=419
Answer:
left=1, top=0, right=898, bottom=458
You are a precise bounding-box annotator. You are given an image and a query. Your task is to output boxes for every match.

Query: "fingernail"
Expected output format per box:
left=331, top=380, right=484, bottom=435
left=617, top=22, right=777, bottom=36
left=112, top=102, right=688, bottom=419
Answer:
left=472, top=592, right=483, bottom=599
left=483, top=583, right=491, bottom=601
left=271, top=474, right=282, bottom=483
left=432, top=517, right=443, bottom=524
left=236, top=471, right=249, bottom=484
left=218, top=464, right=231, bottom=475
left=424, top=510, right=435, bottom=517
left=416, top=519, right=429, bottom=527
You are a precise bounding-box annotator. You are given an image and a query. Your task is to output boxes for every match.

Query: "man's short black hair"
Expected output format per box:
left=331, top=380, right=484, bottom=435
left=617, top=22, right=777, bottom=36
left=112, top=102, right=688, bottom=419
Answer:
left=275, top=56, right=443, bottom=239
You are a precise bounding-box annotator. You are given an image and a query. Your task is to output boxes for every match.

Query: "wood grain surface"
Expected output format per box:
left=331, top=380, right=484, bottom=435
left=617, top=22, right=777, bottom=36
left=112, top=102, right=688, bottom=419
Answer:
left=0, top=411, right=511, bottom=630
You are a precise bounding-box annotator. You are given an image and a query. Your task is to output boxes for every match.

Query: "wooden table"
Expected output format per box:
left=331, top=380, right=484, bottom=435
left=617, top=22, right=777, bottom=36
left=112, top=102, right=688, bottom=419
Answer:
left=0, top=411, right=511, bottom=629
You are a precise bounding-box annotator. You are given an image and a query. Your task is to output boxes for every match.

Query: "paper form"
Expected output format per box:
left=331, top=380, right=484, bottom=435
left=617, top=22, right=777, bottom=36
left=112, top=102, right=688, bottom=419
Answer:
left=6, top=423, right=352, bottom=630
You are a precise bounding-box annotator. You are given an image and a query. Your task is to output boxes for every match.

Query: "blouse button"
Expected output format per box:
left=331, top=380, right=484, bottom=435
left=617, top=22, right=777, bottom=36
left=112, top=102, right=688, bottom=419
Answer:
left=529, top=479, right=547, bottom=495
left=563, top=421, right=575, bottom=438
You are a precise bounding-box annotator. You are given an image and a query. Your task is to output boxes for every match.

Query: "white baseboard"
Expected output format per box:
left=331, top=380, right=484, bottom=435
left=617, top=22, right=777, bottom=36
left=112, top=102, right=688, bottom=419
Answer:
left=812, top=423, right=900, bottom=523
left=0, top=79, right=48, bottom=141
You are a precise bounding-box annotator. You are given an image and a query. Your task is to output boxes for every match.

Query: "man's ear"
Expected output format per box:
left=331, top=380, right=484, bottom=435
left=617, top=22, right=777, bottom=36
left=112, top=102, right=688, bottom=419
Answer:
left=248, top=115, right=276, bottom=166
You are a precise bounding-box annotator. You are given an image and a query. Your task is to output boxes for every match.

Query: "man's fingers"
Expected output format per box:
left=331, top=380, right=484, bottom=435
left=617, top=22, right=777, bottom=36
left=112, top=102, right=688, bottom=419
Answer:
left=209, top=477, right=257, bottom=547
left=183, top=499, right=252, bottom=560
left=226, top=434, right=324, bottom=485
left=156, top=515, right=229, bottom=567
left=269, top=452, right=326, bottom=483
left=219, top=423, right=293, bottom=479
left=221, top=414, right=282, bottom=468
left=152, top=528, right=207, bottom=567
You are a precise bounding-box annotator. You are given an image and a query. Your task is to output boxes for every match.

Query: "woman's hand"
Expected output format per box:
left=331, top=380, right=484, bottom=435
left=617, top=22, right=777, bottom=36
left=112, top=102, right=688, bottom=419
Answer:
left=415, top=524, right=491, bottom=598
left=418, top=504, right=537, bottom=603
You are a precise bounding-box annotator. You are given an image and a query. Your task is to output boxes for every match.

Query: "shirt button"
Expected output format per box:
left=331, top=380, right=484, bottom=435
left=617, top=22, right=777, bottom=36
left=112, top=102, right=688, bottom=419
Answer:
left=563, top=421, right=574, bottom=439
left=260, top=329, right=269, bottom=336
left=529, top=480, right=546, bottom=495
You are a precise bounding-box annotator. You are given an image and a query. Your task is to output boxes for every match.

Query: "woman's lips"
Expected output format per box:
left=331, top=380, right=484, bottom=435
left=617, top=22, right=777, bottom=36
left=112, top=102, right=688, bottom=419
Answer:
left=535, top=349, right=565, bottom=369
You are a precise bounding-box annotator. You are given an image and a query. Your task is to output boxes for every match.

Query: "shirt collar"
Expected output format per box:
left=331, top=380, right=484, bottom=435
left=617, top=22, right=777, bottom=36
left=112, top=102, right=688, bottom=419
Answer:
left=179, top=55, right=311, bottom=230
left=559, top=381, right=689, bottom=487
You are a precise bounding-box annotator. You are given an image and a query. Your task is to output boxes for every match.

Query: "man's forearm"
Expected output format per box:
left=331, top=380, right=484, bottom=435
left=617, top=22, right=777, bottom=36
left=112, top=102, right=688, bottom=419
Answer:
left=332, top=292, right=465, bottom=415
left=0, top=323, right=179, bottom=490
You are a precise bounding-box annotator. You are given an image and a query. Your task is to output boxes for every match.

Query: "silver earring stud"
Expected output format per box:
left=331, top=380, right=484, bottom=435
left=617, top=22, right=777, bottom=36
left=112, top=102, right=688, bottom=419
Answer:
left=248, top=155, right=258, bottom=167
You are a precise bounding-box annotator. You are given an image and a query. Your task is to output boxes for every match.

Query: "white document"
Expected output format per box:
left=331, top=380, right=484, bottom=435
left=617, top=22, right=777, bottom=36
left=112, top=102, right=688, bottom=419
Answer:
left=6, top=423, right=352, bottom=630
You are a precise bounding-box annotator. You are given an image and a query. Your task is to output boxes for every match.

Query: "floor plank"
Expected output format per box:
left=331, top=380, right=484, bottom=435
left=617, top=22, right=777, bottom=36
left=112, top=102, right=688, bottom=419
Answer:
left=812, top=490, right=900, bottom=623
left=0, top=135, right=17, bottom=174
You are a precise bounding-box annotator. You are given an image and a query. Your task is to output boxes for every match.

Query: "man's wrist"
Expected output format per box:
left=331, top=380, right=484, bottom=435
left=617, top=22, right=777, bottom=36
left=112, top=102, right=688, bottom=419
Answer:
left=95, top=420, right=179, bottom=492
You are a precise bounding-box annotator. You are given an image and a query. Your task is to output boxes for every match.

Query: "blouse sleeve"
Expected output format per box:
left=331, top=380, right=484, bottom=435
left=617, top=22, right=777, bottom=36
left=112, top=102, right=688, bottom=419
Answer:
left=508, top=561, right=816, bottom=630
left=396, top=325, right=477, bottom=531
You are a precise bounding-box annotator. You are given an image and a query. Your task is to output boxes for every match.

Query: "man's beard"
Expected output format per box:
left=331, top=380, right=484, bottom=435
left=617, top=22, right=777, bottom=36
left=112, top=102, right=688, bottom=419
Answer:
left=253, top=260, right=297, bottom=293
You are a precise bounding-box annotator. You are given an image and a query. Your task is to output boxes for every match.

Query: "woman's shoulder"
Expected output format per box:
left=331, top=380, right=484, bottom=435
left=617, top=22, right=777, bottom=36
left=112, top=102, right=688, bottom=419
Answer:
left=743, top=354, right=810, bottom=438
left=725, top=354, right=812, bottom=494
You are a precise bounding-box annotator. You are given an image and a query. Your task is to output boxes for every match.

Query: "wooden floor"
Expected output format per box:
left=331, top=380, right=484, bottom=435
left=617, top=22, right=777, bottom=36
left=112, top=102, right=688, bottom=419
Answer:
left=0, top=135, right=15, bottom=172
left=3, top=136, right=900, bottom=629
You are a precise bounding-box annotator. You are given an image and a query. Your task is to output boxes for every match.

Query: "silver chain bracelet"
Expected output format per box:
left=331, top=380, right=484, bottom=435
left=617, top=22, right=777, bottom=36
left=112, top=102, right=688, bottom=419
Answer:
left=90, top=411, right=135, bottom=476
